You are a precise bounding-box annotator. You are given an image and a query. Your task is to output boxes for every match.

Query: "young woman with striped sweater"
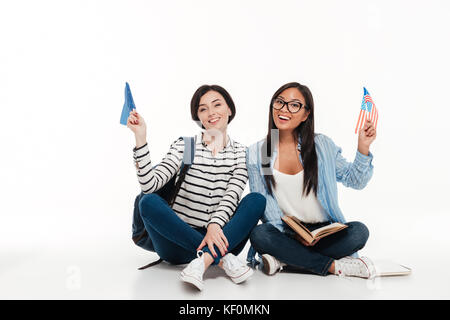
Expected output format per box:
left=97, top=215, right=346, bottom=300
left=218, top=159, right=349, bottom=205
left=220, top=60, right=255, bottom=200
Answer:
left=127, top=85, right=266, bottom=291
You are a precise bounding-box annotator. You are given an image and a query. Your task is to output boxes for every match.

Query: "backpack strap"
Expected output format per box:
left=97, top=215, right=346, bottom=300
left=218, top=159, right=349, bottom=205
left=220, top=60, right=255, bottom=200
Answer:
left=167, top=136, right=196, bottom=207
left=182, top=136, right=196, bottom=165
left=138, top=258, right=163, bottom=270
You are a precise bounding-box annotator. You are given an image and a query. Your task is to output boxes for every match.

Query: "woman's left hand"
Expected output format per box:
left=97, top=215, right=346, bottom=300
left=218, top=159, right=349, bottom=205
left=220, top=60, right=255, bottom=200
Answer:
left=357, top=119, right=377, bottom=155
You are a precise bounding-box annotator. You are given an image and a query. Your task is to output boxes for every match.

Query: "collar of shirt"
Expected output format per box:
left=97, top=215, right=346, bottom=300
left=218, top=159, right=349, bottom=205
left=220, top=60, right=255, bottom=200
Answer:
left=269, top=132, right=303, bottom=170
left=196, top=131, right=235, bottom=152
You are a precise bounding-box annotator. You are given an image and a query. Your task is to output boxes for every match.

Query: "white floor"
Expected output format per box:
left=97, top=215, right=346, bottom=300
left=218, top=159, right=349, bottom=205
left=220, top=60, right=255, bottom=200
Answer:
left=1, top=207, right=449, bottom=300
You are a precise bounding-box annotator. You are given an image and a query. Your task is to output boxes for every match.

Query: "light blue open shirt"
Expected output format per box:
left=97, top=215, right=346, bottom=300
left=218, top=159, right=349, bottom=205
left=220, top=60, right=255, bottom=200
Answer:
left=245, top=133, right=374, bottom=267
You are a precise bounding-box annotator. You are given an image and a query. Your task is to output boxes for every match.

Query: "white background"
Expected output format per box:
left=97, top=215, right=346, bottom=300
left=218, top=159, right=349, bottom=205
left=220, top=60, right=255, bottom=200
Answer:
left=1, top=0, right=449, bottom=299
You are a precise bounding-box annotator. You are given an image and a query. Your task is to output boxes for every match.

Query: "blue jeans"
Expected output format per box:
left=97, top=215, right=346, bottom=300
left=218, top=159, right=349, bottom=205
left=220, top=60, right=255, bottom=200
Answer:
left=134, top=192, right=266, bottom=265
left=249, top=221, right=369, bottom=276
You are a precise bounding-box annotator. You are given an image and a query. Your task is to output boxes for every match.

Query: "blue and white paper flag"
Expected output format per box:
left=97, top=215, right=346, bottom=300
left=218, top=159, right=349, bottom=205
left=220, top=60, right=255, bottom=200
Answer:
left=120, top=82, right=136, bottom=125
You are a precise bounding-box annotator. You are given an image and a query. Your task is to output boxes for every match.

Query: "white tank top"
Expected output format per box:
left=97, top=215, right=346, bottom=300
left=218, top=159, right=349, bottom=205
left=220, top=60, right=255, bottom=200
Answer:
left=272, top=168, right=328, bottom=224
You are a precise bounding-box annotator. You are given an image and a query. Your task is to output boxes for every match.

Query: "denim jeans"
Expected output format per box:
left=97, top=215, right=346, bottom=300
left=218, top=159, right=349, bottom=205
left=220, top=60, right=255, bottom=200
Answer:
left=249, top=221, right=369, bottom=276
left=133, top=192, right=266, bottom=265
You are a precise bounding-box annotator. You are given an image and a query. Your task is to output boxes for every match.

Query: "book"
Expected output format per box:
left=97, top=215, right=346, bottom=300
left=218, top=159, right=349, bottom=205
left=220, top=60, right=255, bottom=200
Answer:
left=373, top=259, right=412, bottom=277
left=282, top=215, right=348, bottom=245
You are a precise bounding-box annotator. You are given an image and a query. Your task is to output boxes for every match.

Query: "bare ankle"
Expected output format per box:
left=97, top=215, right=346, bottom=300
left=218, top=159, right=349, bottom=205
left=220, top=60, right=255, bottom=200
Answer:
left=328, top=261, right=335, bottom=274
left=202, top=252, right=215, bottom=269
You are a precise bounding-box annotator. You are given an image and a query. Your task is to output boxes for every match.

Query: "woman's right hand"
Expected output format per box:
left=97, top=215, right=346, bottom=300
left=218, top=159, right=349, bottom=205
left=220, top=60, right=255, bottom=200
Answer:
left=196, top=223, right=229, bottom=258
left=127, top=110, right=147, bottom=147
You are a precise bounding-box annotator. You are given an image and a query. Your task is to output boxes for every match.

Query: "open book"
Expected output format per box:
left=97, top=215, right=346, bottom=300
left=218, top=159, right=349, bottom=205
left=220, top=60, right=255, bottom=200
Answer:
left=282, top=215, right=348, bottom=245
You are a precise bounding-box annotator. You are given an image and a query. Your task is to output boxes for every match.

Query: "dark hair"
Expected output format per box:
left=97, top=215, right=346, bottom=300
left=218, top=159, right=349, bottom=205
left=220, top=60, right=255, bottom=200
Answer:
left=262, top=82, right=318, bottom=197
left=190, top=85, right=236, bottom=125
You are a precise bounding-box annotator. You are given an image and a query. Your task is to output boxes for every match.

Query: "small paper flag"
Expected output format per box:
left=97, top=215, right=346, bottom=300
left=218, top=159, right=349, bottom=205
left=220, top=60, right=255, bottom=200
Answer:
left=355, top=87, right=378, bottom=134
left=120, top=82, right=136, bottom=125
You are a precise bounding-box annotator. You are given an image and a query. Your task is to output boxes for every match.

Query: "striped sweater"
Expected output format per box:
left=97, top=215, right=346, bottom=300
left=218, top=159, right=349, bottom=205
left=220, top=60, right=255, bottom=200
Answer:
left=133, top=132, right=248, bottom=228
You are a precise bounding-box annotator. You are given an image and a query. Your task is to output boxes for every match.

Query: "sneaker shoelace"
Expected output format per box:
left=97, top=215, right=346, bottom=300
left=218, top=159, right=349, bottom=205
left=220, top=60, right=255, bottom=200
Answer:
left=337, top=258, right=369, bottom=278
left=185, top=251, right=205, bottom=275
left=224, top=254, right=246, bottom=272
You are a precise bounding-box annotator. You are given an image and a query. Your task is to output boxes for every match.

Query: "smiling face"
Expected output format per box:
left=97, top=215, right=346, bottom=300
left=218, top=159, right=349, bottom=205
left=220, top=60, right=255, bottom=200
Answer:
left=197, top=90, right=232, bottom=131
left=272, top=87, right=310, bottom=132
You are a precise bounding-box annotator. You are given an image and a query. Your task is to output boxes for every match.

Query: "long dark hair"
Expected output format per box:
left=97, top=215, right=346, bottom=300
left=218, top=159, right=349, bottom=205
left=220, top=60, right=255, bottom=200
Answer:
left=262, top=82, right=318, bottom=197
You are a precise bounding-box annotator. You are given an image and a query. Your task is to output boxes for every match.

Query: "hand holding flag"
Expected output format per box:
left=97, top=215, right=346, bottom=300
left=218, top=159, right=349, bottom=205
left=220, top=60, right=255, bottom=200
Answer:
left=121, top=82, right=147, bottom=147
left=355, top=87, right=379, bottom=134
left=355, top=87, right=377, bottom=155
left=357, top=119, right=376, bottom=155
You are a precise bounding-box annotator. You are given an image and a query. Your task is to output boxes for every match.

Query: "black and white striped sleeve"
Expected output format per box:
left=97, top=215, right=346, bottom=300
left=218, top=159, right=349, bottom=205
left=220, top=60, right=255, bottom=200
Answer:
left=133, top=138, right=184, bottom=194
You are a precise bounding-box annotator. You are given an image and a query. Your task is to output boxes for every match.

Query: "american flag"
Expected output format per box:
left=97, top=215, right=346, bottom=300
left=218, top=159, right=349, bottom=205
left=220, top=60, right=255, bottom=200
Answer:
left=355, top=87, right=378, bottom=134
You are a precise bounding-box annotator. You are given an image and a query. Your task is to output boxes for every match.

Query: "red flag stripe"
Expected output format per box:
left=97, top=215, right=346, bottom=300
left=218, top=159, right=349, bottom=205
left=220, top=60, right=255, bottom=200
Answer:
left=355, top=109, right=364, bottom=134
left=360, top=111, right=367, bottom=131
left=374, top=108, right=379, bottom=130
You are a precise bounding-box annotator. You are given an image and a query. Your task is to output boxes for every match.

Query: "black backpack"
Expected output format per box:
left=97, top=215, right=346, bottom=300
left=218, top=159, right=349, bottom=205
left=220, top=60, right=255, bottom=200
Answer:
left=131, top=136, right=196, bottom=269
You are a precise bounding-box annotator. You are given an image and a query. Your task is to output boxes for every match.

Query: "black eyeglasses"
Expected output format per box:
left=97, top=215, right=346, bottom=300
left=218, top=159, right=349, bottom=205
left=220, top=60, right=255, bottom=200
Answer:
left=272, top=98, right=307, bottom=113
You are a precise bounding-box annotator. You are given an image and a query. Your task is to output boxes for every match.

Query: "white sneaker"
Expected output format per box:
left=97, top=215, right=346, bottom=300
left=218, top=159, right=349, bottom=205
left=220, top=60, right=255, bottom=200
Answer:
left=261, top=254, right=286, bottom=276
left=221, top=253, right=253, bottom=284
left=334, top=256, right=376, bottom=279
left=180, top=251, right=205, bottom=291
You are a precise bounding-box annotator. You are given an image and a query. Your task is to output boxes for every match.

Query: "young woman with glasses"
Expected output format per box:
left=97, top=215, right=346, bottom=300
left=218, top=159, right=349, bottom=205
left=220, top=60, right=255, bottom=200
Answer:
left=246, top=82, right=377, bottom=278
left=127, top=85, right=266, bottom=290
